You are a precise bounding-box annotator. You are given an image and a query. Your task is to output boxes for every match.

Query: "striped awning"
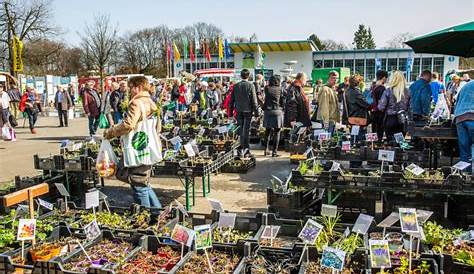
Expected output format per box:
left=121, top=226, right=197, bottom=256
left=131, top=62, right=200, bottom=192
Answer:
left=229, top=40, right=317, bottom=53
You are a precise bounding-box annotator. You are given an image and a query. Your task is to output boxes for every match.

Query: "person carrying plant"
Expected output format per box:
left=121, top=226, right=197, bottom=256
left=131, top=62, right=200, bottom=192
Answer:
left=103, top=76, right=162, bottom=208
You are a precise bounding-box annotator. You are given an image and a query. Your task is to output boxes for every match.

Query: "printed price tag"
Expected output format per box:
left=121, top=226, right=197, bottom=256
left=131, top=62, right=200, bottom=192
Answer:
left=184, top=143, right=196, bottom=157
left=406, top=163, right=425, bottom=176
left=260, top=225, right=280, bottom=239
left=377, top=212, right=400, bottom=228
left=341, top=141, right=351, bottom=151
left=218, top=213, right=237, bottom=228
left=453, top=161, right=470, bottom=171
left=350, top=125, right=360, bottom=136
left=394, top=132, right=405, bottom=143
left=85, top=190, right=99, bottom=209
left=84, top=220, right=101, bottom=240
left=207, top=198, right=224, bottom=212
left=171, top=224, right=195, bottom=247
left=37, top=198, right=54, bottom=211
left=312, top=122, right=323, bottom=129
left=17, top=219, right=36, bottom=241
left=318, top=132, right=331, bottom=141
left=217, top=125, right=228, bottom=134
left=321, top=204, right=338, bottom=218
left=366, top=133, right=378, bottom=142
left=352, top=213, right=374, bottom=235
left=378, top=150, right=395, bottom=162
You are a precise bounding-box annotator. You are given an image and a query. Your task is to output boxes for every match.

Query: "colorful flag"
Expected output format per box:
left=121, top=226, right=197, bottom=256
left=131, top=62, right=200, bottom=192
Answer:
left=166, top=42, right=171, bottom=63
left=205, top=41, right=211, bottom=62
left=173, top=42, right=181, bottom=61
left=190, top=40, right=195, bottom=62
left=183, top=38, right=188, bottom=59
left=12, top=36, right=23, bottom=72
left=218, top=38, right=224, bottom=60
left=256, top=44, right=265, bottom=68
left=224, top=39, right=230, bottom=59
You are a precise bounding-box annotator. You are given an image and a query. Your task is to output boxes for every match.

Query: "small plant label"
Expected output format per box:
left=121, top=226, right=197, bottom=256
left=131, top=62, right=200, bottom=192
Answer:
left=350, top=125, right=360, bottom=136
left=318, top=132, right=331, bottom=141
left=298, top=219, right=323, bottom=244
left=17, top=219, right=36, bottom=241
left=173, top=127, right=180, bottom=135
left=184, top=143, right=196, bottom=157
left=198, top=128, right=205, bottom=136
left=169, top=136, right=183, bottom=146
left=297, top=126, right=307, bottom=135
left=366, top=133, right=378, bottom=142
left=378, top=150, right=395, bottom=162
left=321, top=204, right=338, bottom=218
left=217, top=125, right=228, bottom=134
left=399, top=208, right=419, bottom=233
left=37, top=198, right=54, bottom=211
left=341, top=141, right=351, bottom=151
left=321, top=247, right=346, bottom=271
left=85, top=190, right=100, bottom=209
left=313, top=129, right=325, bottom=138
left=54, top=183, right=70, bottom=197
left=377, top=212, right=400, bottom=228
left=453, top=161, right=470, bottom=171
left=84, top=220, right=101, bottom=240
left=344, top=227, right=351, bottom=237
left=13, top=205, right=30, bottom=221
left=394, top=132, right=405, bottom=143
left=218, top=213, right=237, bottom=229
left=261, top=225, right=280, bottom=239
left=329, top=161, right=341, bottom=172
left=352, top=213, right=374, bottom=235
left=405, top=163, right=425, bottom=176
left=369, top=240, right=391, bottom=268
left=312, top=122, right=323, bottom=129
left=416, top=209, right=433, bottom=224
left=171, top=224, right=196, bottom=247
left=174, top=200, right=189, bottom=217
left=194, top=224, right=212, bottom=250
left=207, top=198, right=224, bottom=212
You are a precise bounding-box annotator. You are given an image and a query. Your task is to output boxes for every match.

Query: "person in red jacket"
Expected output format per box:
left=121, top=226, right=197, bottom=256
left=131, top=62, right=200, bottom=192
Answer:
left=82, top=81, right=101, bottom=136
left=178, top=82, right=187, bottom=111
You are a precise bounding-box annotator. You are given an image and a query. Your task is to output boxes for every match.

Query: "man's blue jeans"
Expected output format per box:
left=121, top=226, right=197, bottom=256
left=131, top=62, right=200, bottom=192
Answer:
left=456, top=120, right=474, bottom=171
left=112, top=112, right=123, bottom=124
left=131, top=185, right=162, bottom=208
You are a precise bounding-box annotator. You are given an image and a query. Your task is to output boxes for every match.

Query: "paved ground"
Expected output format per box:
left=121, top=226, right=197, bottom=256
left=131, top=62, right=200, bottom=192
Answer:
left=0, top=115, right=292, bottom=214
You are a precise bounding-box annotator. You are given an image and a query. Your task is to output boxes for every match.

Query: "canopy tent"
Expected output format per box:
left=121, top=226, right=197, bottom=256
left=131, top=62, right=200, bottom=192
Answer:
left=405, top=21, right=474, bottom=57
left=228, top=40, right=317, bottom=53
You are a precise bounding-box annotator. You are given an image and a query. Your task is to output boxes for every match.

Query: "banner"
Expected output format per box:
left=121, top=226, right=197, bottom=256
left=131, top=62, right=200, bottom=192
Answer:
left=224, top=39, right=230, bottom=59
left=12, top=36, right=23, bottom=72
left=173, top=42, right=181, bottom=61
left=182, top=38, right=188, bottom=59
left=218, top=38, right=224, bottom=60
left=190, top=40, right=195, bottom=62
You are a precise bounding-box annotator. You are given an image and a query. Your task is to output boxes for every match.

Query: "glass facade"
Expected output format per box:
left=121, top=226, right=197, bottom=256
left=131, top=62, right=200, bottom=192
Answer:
left=421, top=57, right=432, bottom=72
left=344, top=59, right=354, bottom=72
left=411, top=58, right=421, bottom=81
left=334, top=59, right=343, bottom=68
left=366, top=59, right=375, bottom=81
left=433, top=57, right=444, bottom=74
left=387, top=58, right=398, bottom=72
left=354, top=59, right=365, bottom=76
left=323, top=60, right=333, bottom=68
left=398, top=58, right=407, bottom=72
left=314, top=60, right=323, bottom=68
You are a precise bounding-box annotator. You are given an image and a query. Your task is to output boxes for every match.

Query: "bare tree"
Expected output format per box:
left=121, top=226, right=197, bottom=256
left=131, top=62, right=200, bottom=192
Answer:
left=322, top=39, right=348, bottom=50
left=0, top=0, right=56, bottom=75
left=79, top=14, right=118, bottom=92
left=386, top=32, right=415, bottom=48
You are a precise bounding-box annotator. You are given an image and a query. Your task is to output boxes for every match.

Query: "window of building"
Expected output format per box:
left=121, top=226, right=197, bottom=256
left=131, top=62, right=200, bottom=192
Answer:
left=354, top=59, right=365, bottom=77
left=324, top=60, right=333, bottom=68
left=314, top=60, right=323, bottom=68
left=410, top=58, right=421, bottom=81
left=344, top=59, right=354, bottom=72
left=334, top=60, right=343, bottom=68
left=398, top=58, right=407, bottom=72
left=421, top=57, right=432, bottom=72
left=366, top=59, right=375, bottom=81
left=387, top=58, right=398, bottom=72
left=433, top=57, right=444, bottom=76
left=381, top=59, right=387, bottom=71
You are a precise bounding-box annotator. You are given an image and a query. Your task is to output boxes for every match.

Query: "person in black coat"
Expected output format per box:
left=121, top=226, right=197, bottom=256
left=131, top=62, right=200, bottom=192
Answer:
left=263, top=75, right=284, bottom=157
left=284, top=72, right=311, bottom=128
left=229, top=69, right=258, bottom=156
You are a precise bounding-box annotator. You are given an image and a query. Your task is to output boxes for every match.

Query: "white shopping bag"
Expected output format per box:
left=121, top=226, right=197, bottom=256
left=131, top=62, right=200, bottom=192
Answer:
left=96, top=139, right=118, bottom=178
left=9, top=128, right=16, bottom=142
left=121, top=101, right=162, bottom=167
left=2, top=126, right=11, bottom=140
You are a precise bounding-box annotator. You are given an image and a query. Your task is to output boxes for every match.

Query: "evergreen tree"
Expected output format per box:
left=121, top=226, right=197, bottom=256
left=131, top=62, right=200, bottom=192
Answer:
left=366, top=27, right=376, bottom=49
left=308, top=34, right=326, bottom=50
left=352, top=24, right=367, bottom=49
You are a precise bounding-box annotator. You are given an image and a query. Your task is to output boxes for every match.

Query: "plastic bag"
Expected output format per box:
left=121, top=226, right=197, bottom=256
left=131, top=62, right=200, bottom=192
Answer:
left=2, top=126, right=11, bottom=140
left=98, top=113, right=110, bottom=129
left=96, top=139, right=118, bottom=177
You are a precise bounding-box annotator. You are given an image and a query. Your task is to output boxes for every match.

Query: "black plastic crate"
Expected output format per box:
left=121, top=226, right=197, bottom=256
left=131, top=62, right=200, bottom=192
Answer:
left=32, top=230, right=142, bottom=274
left=221, top=157, right=256, bottom=174
left=241, top=242, right=304, bottom=274
left=267, top=188, right=319, bottom=211
left=0, top=226, right=84, bottom=273
left=34, top=154, right=56, bottom=170
left=54, top=155, right=92, bottom=172
left=298, top=247, right=369, bottom=274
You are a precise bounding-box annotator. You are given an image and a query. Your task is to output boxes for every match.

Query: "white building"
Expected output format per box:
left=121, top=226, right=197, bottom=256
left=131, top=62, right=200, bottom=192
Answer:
left=178, top=39, right=459, bottom=82
left=313, top=48, right=459, bottom=82
left=229, top=40, right=316, bottom=79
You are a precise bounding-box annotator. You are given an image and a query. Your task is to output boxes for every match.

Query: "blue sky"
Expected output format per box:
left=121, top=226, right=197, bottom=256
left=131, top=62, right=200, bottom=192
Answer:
left=53, top=0, right=473, bottom=47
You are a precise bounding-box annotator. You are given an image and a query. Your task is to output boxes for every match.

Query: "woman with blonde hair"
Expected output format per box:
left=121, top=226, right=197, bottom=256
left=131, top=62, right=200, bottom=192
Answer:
left=377, top=71, right=410, bottom=141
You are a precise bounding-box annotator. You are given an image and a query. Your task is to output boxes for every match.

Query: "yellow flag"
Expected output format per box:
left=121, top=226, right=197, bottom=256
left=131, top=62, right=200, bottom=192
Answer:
left=12, top=36, right=23, bottom=72
left=218, top=38, right=224, bottom=59
left=173, top=42, right=181, bottom=61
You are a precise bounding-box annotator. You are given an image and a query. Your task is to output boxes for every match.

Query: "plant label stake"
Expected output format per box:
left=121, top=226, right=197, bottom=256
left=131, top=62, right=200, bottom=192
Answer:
left=408, top=235, right=413, bottom=272
left=54, top=183, right=70, bottom=212
left=76, top=239, right=92, bottom=263
left=204, top=249, right=214, bottom=273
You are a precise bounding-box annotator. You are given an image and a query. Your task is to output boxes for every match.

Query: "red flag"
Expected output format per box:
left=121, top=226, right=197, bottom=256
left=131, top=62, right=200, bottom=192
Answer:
left=190, top=40, right=195, bottom=62
left=166, top=42, right=171, bottom=63
left=205, top=42, right=211, bottom=62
